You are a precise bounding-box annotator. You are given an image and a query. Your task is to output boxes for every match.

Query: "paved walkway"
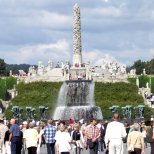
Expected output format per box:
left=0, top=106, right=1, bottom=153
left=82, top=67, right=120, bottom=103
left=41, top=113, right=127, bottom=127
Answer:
left=25, top=143, right=151, bottom=154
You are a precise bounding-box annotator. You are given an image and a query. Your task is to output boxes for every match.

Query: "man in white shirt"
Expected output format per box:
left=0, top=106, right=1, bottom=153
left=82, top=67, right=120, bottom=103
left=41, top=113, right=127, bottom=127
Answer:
left=105, top=113, right=126, bottom=154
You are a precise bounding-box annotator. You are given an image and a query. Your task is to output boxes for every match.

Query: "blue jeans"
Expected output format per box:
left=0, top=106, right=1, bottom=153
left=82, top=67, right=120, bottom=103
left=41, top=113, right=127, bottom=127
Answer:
left=11, top=137, right=19, bottom=154
left=98, top=139, right=104, bottom=152
left=46, top=143, right=55, bottom=154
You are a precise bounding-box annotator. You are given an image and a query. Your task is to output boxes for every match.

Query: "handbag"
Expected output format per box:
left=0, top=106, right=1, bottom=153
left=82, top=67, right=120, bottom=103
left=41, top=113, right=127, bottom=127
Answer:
left=122, top=136, right=127, bottom=143
left=127, top=136, right=138, bottom=152
left=87, top=139, right=94, bottom=149
left=76, top=140, right=84, bottom=149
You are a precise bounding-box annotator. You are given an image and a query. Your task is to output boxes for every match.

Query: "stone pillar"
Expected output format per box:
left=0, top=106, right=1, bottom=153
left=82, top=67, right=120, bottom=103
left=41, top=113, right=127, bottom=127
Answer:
left=10, top=70, right=12, bottom=76
left=73, top=3, right=82, bottom=67
left=136, top=77, right=139, bottom=88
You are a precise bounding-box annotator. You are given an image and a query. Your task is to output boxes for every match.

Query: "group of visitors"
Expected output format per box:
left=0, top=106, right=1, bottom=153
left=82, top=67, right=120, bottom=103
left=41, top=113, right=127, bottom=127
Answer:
left=0, top=113, right=154, bottom=154
left=144, top=91, right=154, bottom=106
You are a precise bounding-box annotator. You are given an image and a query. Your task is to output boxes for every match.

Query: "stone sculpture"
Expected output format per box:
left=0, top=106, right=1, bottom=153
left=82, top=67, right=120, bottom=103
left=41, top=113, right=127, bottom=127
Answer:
left=134, top=105, right=145, bottom=119
left=26, top=107, right=36, bottom=121
left=39, top=106, right=48, bottom=120
left=73, top=3, right=82, bottom=66
left=121, top=105, right=132, bottom=119
left=109, top=105, right=119, bottom=113
left=11, top=106, right=23, bottom=122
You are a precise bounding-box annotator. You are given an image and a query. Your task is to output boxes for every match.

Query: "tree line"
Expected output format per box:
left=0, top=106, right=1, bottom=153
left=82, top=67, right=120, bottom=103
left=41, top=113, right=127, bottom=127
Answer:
left=128, top=59, right=154, bottom=75
left=0, top=58, right=34, bottom=76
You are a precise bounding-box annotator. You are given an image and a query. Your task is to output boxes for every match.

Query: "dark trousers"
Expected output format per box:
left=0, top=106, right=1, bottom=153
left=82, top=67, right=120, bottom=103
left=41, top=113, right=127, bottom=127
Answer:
left=129, top=148, right=141, bottom=154
left=11, top=137, right=20, bottom=154
left=89, top=142, right=98, bottom=154
left=27, top=147, right=37, bottom=154
left=150, top=143, right=154, bottom=154
left=61, top=152, right=70, bottom=154
left=75, top=147, right=81, bottom=154
left=46, top=143, right=55, bottom=154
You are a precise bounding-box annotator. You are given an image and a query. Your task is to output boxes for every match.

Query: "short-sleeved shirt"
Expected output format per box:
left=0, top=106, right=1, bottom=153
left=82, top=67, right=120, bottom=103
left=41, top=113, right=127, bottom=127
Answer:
left=0, top=124, right=8, bottom=139
left=56, top=132, right=71, bottom=153
left=10, top=124, right=20, bottom=137
left=23, top=128, right=38, bottom=148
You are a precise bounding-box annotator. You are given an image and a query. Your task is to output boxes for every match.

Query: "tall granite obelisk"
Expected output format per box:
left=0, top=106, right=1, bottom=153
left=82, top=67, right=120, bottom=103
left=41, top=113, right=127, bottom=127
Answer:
left=73, top=3, right=82, bottom=67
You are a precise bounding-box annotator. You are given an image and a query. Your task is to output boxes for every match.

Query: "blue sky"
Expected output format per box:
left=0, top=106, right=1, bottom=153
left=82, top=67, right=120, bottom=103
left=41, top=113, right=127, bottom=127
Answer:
left=0, top=0, right=154, bottom=66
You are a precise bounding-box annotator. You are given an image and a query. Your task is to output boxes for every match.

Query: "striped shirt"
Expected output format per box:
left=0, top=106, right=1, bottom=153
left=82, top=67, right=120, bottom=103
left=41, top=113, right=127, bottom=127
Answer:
left=44, top=125, right=56, bottom=143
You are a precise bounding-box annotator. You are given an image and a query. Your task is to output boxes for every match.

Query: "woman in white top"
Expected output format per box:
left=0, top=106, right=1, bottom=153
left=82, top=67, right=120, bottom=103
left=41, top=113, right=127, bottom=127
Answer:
left=141, top=126, right=147, bottom=148
left=127, top=123, right=144, bottom=154
left=56, top=125, right=72, bottom=154
left=37, top=122, right=46, bottom=154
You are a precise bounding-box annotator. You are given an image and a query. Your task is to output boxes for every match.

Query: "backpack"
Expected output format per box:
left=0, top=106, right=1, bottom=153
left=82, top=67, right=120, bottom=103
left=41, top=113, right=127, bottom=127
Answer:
left=100, top=125, right=105, bottom=139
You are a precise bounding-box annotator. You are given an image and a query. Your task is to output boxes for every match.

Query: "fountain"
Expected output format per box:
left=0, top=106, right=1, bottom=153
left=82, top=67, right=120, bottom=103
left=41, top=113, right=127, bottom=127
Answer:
left=53, top=4, right=102, bottom=120
left=53, top=80, right=103, bottom=120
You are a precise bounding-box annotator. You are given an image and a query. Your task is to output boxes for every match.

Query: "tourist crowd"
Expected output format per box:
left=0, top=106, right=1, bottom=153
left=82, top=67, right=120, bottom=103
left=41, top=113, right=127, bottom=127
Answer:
left=0, top=113, right=154, bottom=154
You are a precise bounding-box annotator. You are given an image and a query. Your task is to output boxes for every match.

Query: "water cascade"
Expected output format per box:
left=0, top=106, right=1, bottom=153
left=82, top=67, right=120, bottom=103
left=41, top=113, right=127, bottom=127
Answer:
left=53, top=81, right=103, bottom=120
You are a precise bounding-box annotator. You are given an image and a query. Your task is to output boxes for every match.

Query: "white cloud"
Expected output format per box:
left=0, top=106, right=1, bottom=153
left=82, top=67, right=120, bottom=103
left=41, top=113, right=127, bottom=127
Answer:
left=1, top=40, right=71, bottom=64
left=84, top=7, right=122, bottom=18
left=149, top=49, right=154, bottom=56
left=150, top=11, right=154, bottom=19
left=96, top=7, right=121, bottom=17
left=15, top=10, right=71, bottom=29
left=82, top=49, right=119, bottom=66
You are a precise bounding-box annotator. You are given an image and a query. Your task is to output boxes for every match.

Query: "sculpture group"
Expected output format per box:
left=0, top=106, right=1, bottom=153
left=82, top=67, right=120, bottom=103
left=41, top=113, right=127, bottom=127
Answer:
left=11, top=106, right=48, bottom=121
left=109, top=105, right=145, bottom=119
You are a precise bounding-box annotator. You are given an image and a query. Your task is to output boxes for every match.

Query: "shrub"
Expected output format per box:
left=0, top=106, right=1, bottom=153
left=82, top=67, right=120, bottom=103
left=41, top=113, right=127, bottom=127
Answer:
left=5, top=81, right=62, bottom=120
left=95, top=82, right=152, bottom=121
left=0, top=77, right=16, bottom=99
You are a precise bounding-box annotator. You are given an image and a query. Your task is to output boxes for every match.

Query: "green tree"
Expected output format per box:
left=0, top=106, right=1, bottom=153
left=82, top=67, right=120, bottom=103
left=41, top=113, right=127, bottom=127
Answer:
left=128, top=58, right=154, bottom=75
left=148, top=59, right=154, bottom=74
left=0, top=58, right=6, bottom=76
left=131, top=60, right=145, bottom=75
